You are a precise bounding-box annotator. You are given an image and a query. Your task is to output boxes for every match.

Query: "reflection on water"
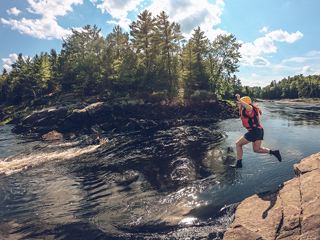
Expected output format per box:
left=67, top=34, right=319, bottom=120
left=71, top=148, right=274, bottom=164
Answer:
left=0, top=101, right=320, bottom=239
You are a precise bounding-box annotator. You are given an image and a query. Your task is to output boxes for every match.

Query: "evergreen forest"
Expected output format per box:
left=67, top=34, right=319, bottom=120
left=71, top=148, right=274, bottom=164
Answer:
left=1, top=10, right=319, bottom=107
left=0, top=10, right=243, bottom=105
left=260, top=74, right=320, bottom=99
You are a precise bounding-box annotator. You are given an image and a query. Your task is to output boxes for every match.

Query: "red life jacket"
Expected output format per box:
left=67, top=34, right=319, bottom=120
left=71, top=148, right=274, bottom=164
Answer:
left=241, top=105, right=262, bottom=130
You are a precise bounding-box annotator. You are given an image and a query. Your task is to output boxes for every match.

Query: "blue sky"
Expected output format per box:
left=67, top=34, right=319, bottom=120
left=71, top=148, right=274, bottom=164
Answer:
left=1, top=0, right=320, bottom=87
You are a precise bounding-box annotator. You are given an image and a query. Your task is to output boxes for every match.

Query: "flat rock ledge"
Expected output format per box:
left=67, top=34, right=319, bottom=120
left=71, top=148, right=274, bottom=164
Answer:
left=223, top=152, right=320, bottom=240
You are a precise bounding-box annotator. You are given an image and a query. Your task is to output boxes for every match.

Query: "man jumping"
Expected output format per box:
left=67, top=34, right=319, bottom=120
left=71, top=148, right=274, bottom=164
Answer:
left=230, top=94, right=282, bottom=168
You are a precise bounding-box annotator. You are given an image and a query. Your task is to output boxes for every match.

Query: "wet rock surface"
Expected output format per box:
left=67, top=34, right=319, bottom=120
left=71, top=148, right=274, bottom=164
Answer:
left=11, top=100, right=238, bottom=137
left=42, top=130, right=64, bottom=141
left=223, top=152, right=320, bottom=240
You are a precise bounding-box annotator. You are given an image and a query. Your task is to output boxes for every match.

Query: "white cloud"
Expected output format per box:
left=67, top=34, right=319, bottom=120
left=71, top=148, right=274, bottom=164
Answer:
left=239, top=42, right=259, bottom=56
left=301, top=66, right=314, bottom=75
left=260, top=27, right=268, bottom=33
left=7, top=7, right=22, bottom=16
left=240, top=29, right=303, bottom=68
left=240, top=37, right=277, bottom=56
left=306, top=51, right=320, bottom=57
left=239, top=77, right=270, bottom=87
left=254, top=36, right=277, bottom=54
left=27, top=0, right=83, bottom=18
left=273, top=64, right=291, bottom=69
left=205, top=28, right=228, bottom=41
left=216, top=0, right=225, bottom=7
left=241, top=55, right=270, bottom=67
left=146, top=0, right=224, bottom=38
left=283, top=57, right=309, bottom=63
left=239, top=74, right=289, bottom=87
left=1, top=17, right=72, bottom=40
left=300, top=65, right=320, bottom=76
left=2, top=54, right=20, bottom=72
left=8, top=53, right=19, bottom=63
left=92, top=0, right=225, bottom=38
left=2, top=0, right=83, bottom=39
left=251, top=56, right=271, bottom=67
left=280, top=50, right=320, bottom=73
left=10, top=53, right=19, bottom=62
left=266, top=30, right=303, bottom=43
left=94, top=0, right=143, bottom=19
left=107, top=18, right=132, bottom=31
left=2, top=64, right=12, bottom=72
left=2, top=58, right=12, bottom=65
left=91, top=0, right=143, bottom=30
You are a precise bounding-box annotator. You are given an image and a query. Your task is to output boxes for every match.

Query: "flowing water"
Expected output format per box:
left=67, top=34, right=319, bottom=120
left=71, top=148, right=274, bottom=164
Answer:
left=1, top=101, right=320, bottom=239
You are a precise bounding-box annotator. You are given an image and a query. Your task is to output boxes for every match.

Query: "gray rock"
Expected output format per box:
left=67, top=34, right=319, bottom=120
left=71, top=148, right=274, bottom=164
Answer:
left=12, top=108, right=67, bottom=133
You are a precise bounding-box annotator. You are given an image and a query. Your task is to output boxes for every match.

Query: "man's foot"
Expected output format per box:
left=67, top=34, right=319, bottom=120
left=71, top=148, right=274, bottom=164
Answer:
left=270, top=150, right=282, bottom=162
left=230, top=159, right=242, bottom=168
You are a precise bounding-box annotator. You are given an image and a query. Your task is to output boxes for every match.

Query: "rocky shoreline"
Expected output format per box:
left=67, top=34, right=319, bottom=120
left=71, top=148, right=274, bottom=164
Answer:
left=10, top=99, right=238, bottom=140
left=223, top=152, right=320, bottom=240
left=256, top=98, right=320, bottom=103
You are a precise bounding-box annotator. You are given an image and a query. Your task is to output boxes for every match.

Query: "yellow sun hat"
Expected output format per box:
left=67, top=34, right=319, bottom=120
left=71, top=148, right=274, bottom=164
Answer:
left=240, top=96, right=252, bottom=105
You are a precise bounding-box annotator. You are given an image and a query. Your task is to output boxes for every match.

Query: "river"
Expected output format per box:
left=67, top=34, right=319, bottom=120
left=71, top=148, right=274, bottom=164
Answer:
left=0, top=101, right=320, bottom=239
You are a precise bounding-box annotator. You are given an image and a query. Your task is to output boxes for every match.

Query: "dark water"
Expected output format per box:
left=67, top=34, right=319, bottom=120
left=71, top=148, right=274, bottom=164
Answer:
left=1, top=101, right=320, bottom=239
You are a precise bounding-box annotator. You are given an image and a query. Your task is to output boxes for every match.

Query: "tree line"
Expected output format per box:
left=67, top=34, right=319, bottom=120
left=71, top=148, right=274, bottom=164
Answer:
left=260, top=74, right=320, bottom=99
left=0, top=10, right=245, bottom=105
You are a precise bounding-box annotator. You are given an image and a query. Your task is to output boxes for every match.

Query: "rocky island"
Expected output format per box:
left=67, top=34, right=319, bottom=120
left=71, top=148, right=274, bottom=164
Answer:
left=10, top=99, right=238, bottom=139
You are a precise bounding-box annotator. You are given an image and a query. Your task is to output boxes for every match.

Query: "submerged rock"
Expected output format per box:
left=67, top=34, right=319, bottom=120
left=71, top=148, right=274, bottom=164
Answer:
left=112, top=170, right=140, bottom=186
left=223, top=152, right=320, bottom=240
left=42, top=130, right=63, bottom=141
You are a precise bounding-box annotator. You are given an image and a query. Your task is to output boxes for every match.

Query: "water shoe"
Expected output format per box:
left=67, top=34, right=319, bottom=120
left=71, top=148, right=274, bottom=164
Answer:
left=230, top=159, right=243, bottom=168
left=270, top=150, right=282, bottom=162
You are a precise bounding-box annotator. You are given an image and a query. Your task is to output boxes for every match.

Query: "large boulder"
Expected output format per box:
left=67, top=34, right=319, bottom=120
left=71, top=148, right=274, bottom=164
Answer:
left=12, top=108, right=68, bottom=134
left=223, top=152, right=320, bottom=240
left=62, top=108, right=89, bottom=132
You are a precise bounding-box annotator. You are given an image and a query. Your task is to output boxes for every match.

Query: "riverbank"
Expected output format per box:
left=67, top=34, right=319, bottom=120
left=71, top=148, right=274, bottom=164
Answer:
left=223, top=152, right=320, bottom=240
left=256, top=98, right=320, bottom=103
left=6, top=96, right=238, bottom=140
left=0, top=93, right=238, bottom=126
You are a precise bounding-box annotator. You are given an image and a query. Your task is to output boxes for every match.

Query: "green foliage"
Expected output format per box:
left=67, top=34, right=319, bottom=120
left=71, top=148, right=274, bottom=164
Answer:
left=209, top=34, right=242, bottom=93
left=1, top=11, right=244, bottom=106
left=67, top=108, right=74, bottom=116
left=189, top=90, right=217, bottom=102
left=0, top=118, right=13, bottom=125
left=261, top=74, right=320, bottom=99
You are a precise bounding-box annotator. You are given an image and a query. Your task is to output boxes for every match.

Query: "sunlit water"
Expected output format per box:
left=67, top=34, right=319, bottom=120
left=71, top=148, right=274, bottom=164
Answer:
left=0, top=101, right=320, bottom=239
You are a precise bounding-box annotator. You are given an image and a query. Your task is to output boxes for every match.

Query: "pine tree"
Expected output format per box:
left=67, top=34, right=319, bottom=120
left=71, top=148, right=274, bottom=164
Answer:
left=48, top=49, right=60, bottom=93
left=60, top=25, right=107, bottom=94
left=155, top=11, right=179, bottom=96
left=190, top=27, right=209, bottom=90
left=106, top=25, right=129, bottom=59
left=130, top=10, right=156, bottom=91
left=182, top=40, right=197, bottom=96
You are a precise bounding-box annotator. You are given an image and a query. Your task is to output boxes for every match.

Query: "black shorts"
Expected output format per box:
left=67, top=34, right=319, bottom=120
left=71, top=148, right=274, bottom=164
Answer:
left=244, top=128, right=264, bottom=142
